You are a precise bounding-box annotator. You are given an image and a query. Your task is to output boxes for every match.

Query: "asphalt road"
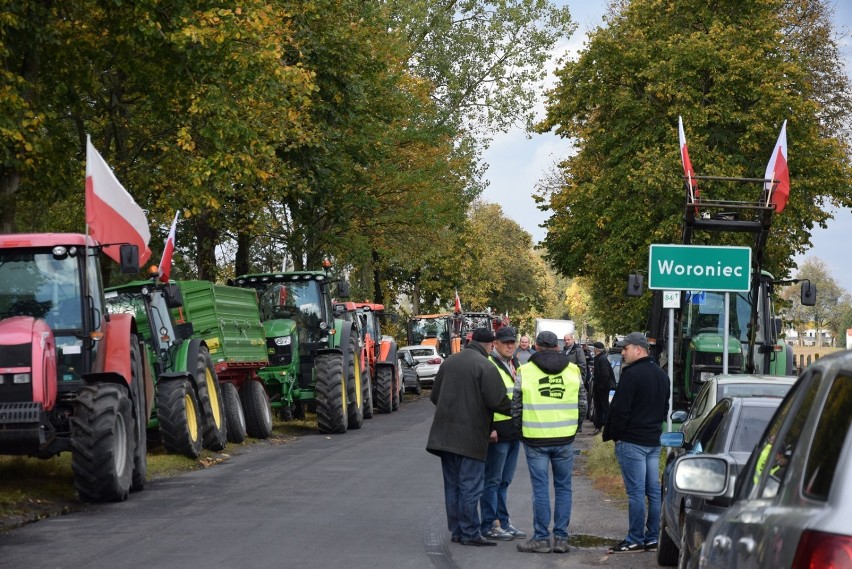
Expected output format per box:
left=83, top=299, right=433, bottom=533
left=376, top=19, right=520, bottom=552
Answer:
left=0, top=397, right=659, bottom=569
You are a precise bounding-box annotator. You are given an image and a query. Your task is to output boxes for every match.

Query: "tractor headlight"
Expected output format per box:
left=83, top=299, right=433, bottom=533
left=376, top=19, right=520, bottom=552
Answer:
left=273, top=336, right=292, bottom=346
left=13, top=373, right=31, bottom=384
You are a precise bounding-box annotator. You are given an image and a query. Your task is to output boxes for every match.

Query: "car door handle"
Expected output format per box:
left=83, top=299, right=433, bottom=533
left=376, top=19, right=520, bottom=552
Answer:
left=712, top=535, right=732, bottom=553
left=737, top=537, right=756, bottom=556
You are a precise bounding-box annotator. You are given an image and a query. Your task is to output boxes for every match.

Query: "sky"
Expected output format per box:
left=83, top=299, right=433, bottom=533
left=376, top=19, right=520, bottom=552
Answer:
left=481, top=1, right=852, bottom=293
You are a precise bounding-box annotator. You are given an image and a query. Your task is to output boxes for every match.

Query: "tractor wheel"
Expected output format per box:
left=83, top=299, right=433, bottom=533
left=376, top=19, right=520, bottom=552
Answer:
left=392, top=368, right=401, bottom=411
left=156, top=378, right=203, bottom=458
left=129, top=337, right=147, bottom=492
left=195, top=346, right=228, bottom=451
left=362, top=367, right=374, bottom=420
left=315, top=352, right=347, bottom=434
left=222, top=382, right=247, bottom=444
left=374, top=366, right=393, bottom=414
left=70, top=383, right=134, bottom=503
left=241, top=380, right=273, bottom=439
left=346, top=336, right=364, bottom=430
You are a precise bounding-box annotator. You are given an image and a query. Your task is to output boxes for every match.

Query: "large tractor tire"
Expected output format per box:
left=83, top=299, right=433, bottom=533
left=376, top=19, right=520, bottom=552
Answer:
left=195, top=346, right=228, bottom=451
left=374, top=366, right=393, bottom=414
left=346, top=336, right=364, bottom=430
left=315, top=352, right=348, bottom=434
left=362, top=367, right=374, bottom=420
left=222, top=382, right=247, bottom=443
left=156, top=378, right=203, bottom=458
left=241, top=380, right=273, bottom=439
left=129, top=338, right=147, bottom=492
left=70, top=383, right=134, bottom=503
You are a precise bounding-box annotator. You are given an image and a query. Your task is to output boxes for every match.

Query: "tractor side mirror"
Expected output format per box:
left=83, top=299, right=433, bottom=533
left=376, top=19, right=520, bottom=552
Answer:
left=627, top=274, right=644, bottom=297
left=338, top=281, right=350, bottom=299
left=800, top=281, right=816, bottom=306
left=163, top=283, right=183, bottom=309
left=119, top=244, right=140, bottom=274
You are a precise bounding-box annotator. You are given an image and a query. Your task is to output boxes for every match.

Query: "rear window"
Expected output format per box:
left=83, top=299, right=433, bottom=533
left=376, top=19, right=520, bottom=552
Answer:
left=803, top=372, right=852, bottom=500
left=720, top=382, right=792, bottom=399
left=409, top=349, right=434, bottom=358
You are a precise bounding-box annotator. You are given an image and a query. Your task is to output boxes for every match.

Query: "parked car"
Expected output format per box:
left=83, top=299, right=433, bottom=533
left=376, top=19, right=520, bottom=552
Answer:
left=397, top=349, right=422, bottom=395
left=658, top=396, right=783, bottom=568
left=674, top=374, right=796, bottom=444
left=398, top=345, right=443, bottom=386
left=607, top=351, right=623, bottom=386
left=672, top=350, right=852, bottom=569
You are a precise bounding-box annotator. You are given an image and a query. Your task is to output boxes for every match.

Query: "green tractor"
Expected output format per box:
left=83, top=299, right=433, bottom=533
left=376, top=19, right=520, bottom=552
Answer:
left=229, top=270, right=365, bottom=434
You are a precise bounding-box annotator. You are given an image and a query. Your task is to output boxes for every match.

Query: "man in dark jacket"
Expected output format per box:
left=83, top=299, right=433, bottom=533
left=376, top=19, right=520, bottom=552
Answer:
left=427, top=327, right=512, bottom=547
left=590, top=341, right=616, bottom=435
left=562, top=333, right=588, bottom=432
left=603, top=332, right=669, bottom=553
left=511, top=331, right=587, bottom=554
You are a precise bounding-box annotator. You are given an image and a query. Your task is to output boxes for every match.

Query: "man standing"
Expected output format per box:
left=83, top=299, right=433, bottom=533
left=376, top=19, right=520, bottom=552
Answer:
left=562, top=333, right=588, bottom=432
left=480, top=327, right=527, bottom=542
left=603, top=332, right=669, bottom=553
left=590, top=342, right=616, bottom=435
left=512, top=331, right=587, bottom=554
left=514, top=335, right=535, bottom=364
left=427, top=328, right=512, bottom=547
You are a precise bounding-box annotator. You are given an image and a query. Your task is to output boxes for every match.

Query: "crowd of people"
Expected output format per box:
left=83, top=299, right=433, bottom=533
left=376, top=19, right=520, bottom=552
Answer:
left=426, top=326, right=669, bottom=555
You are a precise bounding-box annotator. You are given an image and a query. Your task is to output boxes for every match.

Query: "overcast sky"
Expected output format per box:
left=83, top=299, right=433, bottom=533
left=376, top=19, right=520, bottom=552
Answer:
left=481, top=0, right=852, bottom=293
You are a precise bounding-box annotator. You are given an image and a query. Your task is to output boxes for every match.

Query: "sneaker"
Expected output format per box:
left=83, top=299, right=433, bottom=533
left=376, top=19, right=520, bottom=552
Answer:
left=503, top=524, right=527, bottom=540
left=609, top=540, right=644, bottom=553
left=552, top=537, right=570, bottom=553
left=482, top=527, right=513, bottom=541
left=644, top=541, right=658, bottom=551
left=517, top=538, right=552, bottom=553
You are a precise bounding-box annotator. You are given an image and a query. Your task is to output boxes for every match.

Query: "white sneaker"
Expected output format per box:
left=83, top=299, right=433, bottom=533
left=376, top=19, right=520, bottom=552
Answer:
left=482, top=527, right=513, bottom=541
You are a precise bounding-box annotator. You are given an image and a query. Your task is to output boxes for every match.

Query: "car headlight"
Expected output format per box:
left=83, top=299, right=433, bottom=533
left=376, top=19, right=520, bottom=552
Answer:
left=273, top=336, right=292, bottom=346
left=13, top=373, right=31, bottom=384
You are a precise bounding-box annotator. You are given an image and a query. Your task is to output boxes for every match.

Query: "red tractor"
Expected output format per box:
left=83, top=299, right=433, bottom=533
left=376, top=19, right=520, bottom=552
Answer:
left=0, top=234, right=152, bottom=502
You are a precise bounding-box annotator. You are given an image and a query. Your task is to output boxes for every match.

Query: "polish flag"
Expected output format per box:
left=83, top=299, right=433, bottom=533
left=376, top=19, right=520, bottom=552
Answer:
left=157, top=211, right=180, bottom=282
left=454, top=289, right=462, bottom=314
left=764, top=120, right=789, bottom=213
left=85, top=137, right=151, bottom=265
left=678, top=116, right=699, bottom=208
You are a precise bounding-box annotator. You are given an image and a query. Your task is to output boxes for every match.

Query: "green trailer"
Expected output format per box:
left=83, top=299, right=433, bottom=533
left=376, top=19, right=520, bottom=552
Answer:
left=171, top=280, right=272, bottom=441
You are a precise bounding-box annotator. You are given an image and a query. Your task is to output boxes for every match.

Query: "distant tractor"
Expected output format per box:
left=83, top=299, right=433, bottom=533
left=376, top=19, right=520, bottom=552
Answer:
left=230, top=270, right=363, bottom=434
left=0, top=234, right=152, bottom=502
left=407, top=313, right=459, bottom=356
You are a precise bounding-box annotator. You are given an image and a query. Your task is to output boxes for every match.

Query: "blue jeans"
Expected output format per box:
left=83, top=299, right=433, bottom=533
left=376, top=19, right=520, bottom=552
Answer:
left=480, top=439, right=520, bottom=532
left=440, top=452, right=485, bottom=541
left=615, top=441, right=662, bottom=545
left=523, top=442, right=574, bottom=541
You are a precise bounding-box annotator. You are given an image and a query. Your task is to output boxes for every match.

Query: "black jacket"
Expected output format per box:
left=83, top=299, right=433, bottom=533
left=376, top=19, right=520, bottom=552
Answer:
left=511, top=349, right=588, bottom=447
left=427, top=342, right=512, bottom=461
left=562, top=343, right=588, bottom=381
left=592, top=351, right=616, bottom=394
left=602, top=355, right=669, bottom=446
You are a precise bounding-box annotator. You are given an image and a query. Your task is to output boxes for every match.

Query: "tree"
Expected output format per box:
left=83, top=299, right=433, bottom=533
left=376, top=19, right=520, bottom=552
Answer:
left=537, top=0, right=852, bottom=334
left=780, top=257, right=848, bottom=346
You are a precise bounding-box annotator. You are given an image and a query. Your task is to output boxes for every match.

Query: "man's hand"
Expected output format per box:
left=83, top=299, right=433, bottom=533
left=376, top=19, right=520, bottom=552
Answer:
left=489, top=429, right=498, bottom=443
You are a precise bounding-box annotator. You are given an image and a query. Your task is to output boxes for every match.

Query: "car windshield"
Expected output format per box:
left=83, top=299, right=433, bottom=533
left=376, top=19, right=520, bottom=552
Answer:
left=731, top=405, right=777, bottom=453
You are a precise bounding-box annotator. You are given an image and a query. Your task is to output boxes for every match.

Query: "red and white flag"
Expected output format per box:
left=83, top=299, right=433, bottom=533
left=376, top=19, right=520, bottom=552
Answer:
left=454, top=289, right=462, bottom=314
left=679, top=116, right=699, bottom=207
left=764, top=120, right=789, bottom=213
left=85, top=137, right=151, bottom=265
left=157, top=211, right=180, bottom=282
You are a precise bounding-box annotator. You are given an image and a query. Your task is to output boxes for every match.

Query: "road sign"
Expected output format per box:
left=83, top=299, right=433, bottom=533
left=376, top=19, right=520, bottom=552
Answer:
left=663, top=290, right=681, bottom=308
left=649, top=244, right=751, bottom=291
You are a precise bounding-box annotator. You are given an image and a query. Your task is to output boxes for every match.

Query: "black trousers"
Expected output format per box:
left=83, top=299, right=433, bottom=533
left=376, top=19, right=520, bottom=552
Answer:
left=592, top=389, right=610, bottom=429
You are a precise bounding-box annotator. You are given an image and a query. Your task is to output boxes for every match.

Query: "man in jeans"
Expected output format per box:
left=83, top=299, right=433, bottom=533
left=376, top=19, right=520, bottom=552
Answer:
left=602, top=332, right=669, bottom=553
left=511, top=331, right=587, bottom=554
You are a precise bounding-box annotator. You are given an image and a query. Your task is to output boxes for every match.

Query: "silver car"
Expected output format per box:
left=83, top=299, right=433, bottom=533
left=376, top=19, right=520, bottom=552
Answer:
left=672, top=349, right=852, bottom=568
left=397, top=345, right=443, bottom=386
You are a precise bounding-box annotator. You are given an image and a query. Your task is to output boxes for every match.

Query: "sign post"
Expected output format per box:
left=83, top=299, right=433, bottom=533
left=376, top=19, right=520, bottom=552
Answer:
left=649, top=245, right=751, bottom=431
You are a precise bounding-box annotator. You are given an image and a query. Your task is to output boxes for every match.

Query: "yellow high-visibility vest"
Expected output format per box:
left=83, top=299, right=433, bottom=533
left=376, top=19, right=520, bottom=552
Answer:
left=517, top=361, right=581, bottom=439
left=490, top=356, right=514, bottom=423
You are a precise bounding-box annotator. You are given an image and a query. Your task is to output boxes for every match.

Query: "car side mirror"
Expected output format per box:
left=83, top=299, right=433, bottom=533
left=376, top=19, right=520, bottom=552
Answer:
left=119, top=244, right=140, bottom=274
left=338, top=281, right=350, bottom=299
left=671, top=410, right=688, bottom=423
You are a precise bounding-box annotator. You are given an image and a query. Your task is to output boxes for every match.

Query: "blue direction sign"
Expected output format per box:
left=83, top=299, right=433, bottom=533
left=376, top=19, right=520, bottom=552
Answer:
left=648, top=245, right=751, bottom=291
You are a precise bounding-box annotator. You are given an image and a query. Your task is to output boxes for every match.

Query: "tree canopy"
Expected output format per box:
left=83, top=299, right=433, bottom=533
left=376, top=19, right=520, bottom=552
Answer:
left=537, top=0, right=852, bottom=333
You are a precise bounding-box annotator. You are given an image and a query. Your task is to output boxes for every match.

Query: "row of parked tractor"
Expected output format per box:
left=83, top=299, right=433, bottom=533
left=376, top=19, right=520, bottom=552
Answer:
left=0, top=233, right=415, bottom=505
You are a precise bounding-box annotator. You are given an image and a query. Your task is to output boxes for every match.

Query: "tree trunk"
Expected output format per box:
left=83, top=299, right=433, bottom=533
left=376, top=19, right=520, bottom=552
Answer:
left=193, top=211, right=218, bottom=280
left=235, top=229, right=251, bottom=276
left=372, top=249, right=384, bottom=305
left=0, top=172, right=21, bottom=233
